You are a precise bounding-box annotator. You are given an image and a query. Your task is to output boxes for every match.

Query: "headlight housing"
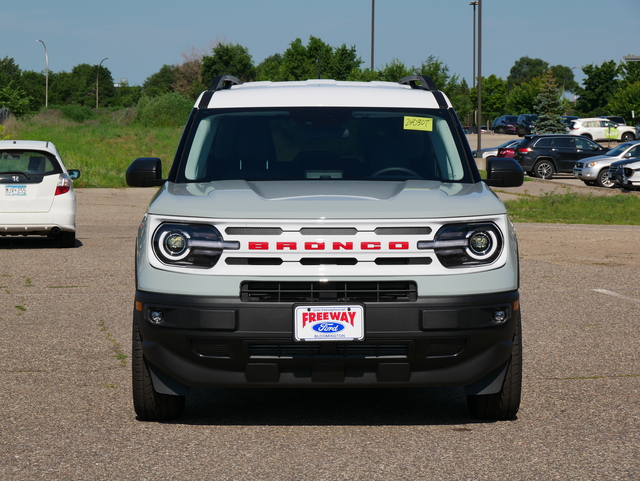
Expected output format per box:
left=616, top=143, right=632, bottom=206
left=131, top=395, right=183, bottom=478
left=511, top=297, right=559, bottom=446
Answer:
left=152, top=223, right=239, bottom=268
left=417, top=223, right=503, bottom=268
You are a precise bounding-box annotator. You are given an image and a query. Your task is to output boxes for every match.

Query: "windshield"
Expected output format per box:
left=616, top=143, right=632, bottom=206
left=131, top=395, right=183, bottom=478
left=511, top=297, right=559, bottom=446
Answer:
left=0, top=150, right=61, bottom=175
left=607, top=142, right=639, bottom=157
left=175, top=108, right=471, bottom=183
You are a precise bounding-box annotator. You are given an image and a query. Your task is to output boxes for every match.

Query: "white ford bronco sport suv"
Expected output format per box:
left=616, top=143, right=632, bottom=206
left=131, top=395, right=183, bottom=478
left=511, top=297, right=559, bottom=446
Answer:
left=126, top=75, right=524, bottom=421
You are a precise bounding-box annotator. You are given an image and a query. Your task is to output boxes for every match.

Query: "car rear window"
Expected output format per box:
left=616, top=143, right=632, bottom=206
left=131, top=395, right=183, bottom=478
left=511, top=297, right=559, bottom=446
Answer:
left=176, top=107, right=472, bottom=183
left=0, top=150, right=61, bottom=175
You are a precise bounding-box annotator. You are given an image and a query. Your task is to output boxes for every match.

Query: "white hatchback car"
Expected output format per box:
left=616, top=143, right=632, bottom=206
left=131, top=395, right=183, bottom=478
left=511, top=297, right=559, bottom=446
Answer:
left=568, top=118, right=637, bottom=142
left=0, top=140, right=80, bottom=247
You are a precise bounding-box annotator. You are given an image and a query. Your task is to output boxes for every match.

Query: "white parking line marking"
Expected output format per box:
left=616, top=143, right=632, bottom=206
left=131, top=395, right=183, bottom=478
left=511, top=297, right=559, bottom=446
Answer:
left=593, top=289, right=640, bottom=304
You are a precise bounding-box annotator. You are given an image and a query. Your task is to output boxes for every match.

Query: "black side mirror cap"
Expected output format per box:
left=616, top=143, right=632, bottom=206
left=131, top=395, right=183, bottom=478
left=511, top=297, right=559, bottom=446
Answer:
left=484, top=157, right=524, bottom=188
left=126, top=157, right=166, bottom=187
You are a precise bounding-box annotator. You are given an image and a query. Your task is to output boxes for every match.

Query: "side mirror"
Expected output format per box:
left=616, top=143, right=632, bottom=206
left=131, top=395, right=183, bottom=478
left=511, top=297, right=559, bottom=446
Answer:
left=68, top=169, right=81, bottom=180
left=484, top=157, right=524, bottom=188
left=126, top=157, right=166, bottom=187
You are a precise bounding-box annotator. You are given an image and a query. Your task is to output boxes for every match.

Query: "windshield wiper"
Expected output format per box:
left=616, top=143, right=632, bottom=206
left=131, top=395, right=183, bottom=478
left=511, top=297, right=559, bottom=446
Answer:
left=0, top=170, right=30, bottom=180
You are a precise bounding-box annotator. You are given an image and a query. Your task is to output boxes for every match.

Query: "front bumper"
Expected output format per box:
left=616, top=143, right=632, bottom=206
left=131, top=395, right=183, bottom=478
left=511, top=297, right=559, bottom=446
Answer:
left=134, top=289, right=520, bottom=394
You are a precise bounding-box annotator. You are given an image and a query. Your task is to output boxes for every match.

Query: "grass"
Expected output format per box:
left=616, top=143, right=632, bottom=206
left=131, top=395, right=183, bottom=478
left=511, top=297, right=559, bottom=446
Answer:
left=3, top=110, right=182, bottom=188
left=504, top=191, right=640, bottom=225
left=5, top=111, right=640, bottom=224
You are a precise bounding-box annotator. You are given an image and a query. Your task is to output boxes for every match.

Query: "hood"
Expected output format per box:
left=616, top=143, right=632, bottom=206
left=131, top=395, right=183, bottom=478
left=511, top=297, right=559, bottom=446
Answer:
left=148, top=180, right=507, bottom=220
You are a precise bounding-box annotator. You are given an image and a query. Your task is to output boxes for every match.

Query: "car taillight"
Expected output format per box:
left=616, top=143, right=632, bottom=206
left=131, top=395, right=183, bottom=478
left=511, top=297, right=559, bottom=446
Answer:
left=55, top=173, right=72, bottom=196
left=497, top=148, right=515, bottom=157
left=517, top=148, right=531, bottom=154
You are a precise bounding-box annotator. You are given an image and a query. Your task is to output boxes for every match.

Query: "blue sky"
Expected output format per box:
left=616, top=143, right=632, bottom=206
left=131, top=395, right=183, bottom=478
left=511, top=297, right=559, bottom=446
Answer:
left=4, top=0, right=640, bottom=87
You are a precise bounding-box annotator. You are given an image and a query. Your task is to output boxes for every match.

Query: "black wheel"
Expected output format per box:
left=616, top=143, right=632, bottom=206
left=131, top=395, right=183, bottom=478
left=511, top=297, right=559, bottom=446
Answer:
left=59, top=231, right=76, bottom=248
left=596, top=168, right=614, bottom=188
left=621, top=132, right=635, bottom=142
left=467, top=313, right=522, bottom=421
left=132, top=318, right=185, bottom=421
left=533, top=160, right=554, bottom=179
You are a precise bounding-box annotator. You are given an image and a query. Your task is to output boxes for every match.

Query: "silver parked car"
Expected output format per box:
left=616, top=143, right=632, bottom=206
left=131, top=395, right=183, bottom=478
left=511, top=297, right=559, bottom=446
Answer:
left=573, top=141, right=640, bottom=188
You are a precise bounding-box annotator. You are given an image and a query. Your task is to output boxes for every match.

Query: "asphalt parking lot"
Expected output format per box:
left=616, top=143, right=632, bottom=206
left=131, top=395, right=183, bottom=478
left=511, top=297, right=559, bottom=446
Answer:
left=1, top=151, right=639, bottom=479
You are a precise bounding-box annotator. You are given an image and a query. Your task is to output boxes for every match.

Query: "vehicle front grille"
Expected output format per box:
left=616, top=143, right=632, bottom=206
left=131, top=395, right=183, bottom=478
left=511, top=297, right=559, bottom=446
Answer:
left=240, top=281, right=417, bottom=302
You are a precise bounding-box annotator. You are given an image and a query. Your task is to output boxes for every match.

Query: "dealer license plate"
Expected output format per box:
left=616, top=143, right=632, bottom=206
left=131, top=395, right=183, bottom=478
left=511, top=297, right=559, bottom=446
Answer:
left=294, top=305, right=364, bottom=341
left=5, top=185, right=27, bottom=196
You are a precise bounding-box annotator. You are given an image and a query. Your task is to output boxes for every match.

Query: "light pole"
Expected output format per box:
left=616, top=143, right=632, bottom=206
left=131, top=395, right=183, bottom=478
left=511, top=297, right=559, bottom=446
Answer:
left=476, top=0, right=483, bottom=158
left=371, top=0, right=375, bottom=70
left=469, top=1, right=477, bottom=89
left=96, top=57, right=109, bottom=109
left=36, top=39, right=48, bottom=108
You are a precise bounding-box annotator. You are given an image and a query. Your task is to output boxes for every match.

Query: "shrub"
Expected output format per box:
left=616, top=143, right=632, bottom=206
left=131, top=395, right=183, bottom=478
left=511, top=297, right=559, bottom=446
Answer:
left=135, top=93, right=193, bottom=128
left=50, top=104, right=97, bottom=123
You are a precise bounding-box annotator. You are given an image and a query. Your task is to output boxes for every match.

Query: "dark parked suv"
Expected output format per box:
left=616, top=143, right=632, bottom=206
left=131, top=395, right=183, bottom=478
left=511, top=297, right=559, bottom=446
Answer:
left=516, top=114, right=537, bottom=137
left=514, top=134, right=608, bottom=179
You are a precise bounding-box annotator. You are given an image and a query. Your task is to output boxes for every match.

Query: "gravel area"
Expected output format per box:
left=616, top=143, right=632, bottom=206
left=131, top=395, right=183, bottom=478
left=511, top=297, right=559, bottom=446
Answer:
left=1, top=177, right=639, bottom=480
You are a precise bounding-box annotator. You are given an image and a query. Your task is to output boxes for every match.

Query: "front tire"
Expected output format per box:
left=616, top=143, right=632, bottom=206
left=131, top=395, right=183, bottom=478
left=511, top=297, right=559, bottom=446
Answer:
left=467, top=313, right=522, bottom=421
left=533, top=160, right=554, bottom=179
left=132, top=318, right=185, bottom=421
left=596, top=168, right=614, bottom=188
left=621, top=132, right=635, bottom=142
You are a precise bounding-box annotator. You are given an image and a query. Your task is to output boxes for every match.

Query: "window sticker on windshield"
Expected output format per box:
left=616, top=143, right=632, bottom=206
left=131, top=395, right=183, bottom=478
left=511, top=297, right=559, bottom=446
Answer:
left=403, top=116, right=433, bottom=131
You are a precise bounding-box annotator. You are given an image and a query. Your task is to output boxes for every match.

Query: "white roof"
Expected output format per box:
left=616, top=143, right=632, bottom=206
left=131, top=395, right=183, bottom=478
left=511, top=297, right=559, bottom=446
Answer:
left=197, top=79, right=451, bottom=110
left=0, top=140, right=60, bottom=156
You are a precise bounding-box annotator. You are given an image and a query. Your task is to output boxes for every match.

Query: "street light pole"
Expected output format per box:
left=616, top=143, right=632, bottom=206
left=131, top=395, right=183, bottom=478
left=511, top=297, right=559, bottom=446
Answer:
left=476, top=0, right=483, bottom=158
left=371, top=0, right=375, bottom=70
left=469, top=1, right=477, bottom=89
left=96, top=57, right=109, bottom=110
left=36, top=39, right=48, bottom=108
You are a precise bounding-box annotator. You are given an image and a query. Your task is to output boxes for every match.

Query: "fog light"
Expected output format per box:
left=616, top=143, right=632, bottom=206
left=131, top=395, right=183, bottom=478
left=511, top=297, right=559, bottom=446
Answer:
left=149, top=310, right=164, bottom=324
left=493, top=309, right=508, bottom=323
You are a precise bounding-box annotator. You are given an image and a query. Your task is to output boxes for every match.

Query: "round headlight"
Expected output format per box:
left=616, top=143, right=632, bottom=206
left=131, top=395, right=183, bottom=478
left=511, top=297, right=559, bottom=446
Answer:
left=165, top=232, right=187, bottom=255
left=469, top=232, right=491, bottom=254
left=465, top=227, right=499, bottom=261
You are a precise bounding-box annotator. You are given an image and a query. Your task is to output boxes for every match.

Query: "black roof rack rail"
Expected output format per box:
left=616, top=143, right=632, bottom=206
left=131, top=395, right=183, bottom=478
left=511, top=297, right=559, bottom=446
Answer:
left=398, top=75, right=437, bottom=91
left=208, top=75, right=242, bottom=91
left=399, top=75, right=448, bottom=109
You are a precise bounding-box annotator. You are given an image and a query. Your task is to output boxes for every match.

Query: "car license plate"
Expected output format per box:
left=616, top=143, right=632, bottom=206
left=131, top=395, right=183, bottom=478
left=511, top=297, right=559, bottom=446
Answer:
left=294, top=305, right=364, bottom=341
left=5, top=185, right=27, bottom=196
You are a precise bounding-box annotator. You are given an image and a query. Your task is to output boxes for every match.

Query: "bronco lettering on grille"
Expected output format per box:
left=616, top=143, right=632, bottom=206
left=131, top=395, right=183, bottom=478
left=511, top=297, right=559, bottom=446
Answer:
left=247, top=241, right=410, bottom=251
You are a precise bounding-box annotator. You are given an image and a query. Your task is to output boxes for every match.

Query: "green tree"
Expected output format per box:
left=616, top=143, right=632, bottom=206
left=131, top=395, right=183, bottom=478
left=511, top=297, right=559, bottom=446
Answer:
left=278, top=36, right=362, bottom=81
left=143, top=64, right=178, bottom=97
left=620, top=60, right=640, bottom=86
left=505, top=77, right=543, bottom=114
left=0, top=82, right=32, bottom=116
left=607, top=81, right=640, bottom=124
left=534, top=70, right=566, bottom=134
left=201, top=43, right=256, bottom=84
left=550, top=65, right=579, bottom=95
left=18, top=70, right=46, bottom=112
left=48, top=63, right=115, bottom=107
left=255, top=54, right=284, bottom=81
left=575, top=60, right=620, bottom=116
left=377, top=59, right=413, bottom=82
left=507, top=56, right=549, bottom=90
left=471, top=74, right=507, bottom=125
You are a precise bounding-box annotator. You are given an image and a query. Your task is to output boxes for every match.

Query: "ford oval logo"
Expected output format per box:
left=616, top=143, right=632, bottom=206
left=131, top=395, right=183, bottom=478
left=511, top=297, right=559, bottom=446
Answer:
left=312, top=322, right=345, bottom=333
